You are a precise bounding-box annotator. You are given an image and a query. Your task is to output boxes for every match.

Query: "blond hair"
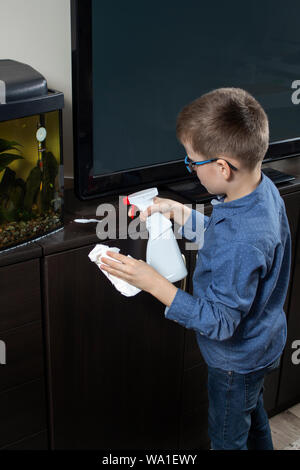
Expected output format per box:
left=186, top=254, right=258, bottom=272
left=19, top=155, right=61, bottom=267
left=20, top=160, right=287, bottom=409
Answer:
left=176, top=87, right=269, bottom=170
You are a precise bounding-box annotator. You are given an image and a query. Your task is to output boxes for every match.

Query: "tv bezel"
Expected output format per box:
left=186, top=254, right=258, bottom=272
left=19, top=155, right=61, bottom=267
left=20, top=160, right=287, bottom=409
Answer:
left=71, top=0, right=300, bottom=201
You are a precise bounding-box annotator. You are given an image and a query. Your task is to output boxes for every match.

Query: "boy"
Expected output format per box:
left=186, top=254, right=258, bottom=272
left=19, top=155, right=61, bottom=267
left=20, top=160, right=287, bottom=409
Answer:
left=100, top=88, right=291, bottom=450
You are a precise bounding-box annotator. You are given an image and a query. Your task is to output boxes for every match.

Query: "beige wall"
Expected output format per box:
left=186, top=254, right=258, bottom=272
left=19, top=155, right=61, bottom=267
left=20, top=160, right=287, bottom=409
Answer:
left=0, top=0, right=74, bottom=178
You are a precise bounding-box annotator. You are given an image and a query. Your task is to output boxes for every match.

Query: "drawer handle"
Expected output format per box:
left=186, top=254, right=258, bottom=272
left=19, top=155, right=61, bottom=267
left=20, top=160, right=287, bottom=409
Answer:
left=180, top=254, right=187, bottom=291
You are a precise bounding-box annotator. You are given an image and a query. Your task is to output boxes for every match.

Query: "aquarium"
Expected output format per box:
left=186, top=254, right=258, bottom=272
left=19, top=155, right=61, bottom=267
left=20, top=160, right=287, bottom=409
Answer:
left=0, top=60, right=64, bottom=252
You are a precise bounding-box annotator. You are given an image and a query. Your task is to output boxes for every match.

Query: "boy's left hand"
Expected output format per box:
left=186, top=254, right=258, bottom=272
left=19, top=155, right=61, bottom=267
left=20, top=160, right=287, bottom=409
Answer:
left=99, top=251, right=162, bottom=293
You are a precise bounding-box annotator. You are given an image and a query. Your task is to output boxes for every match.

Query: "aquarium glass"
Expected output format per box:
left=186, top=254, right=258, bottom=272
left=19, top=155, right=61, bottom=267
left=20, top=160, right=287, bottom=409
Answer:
left=0, top=110, right=63, bottom=251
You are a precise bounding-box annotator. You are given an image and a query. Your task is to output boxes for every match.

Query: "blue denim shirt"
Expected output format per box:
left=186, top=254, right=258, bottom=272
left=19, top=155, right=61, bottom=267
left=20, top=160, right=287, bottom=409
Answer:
left=165, top=172, right=291, bottom=373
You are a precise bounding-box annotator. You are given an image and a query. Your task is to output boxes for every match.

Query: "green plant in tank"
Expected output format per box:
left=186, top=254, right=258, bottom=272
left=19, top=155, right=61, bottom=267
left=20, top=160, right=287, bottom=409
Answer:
left=0, top=139, right=25, bottom=222
left=0, top=132, right=60, bottom=226
left=24, top=166, right=42, bottom=212
left=0, top=138, right=23, bottom=172
left=41, top=151, right=58, bottom=211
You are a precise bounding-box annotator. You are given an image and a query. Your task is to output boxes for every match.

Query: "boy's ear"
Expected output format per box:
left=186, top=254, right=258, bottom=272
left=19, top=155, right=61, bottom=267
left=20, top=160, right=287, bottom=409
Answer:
left=216, top=158, right=233, bottom=179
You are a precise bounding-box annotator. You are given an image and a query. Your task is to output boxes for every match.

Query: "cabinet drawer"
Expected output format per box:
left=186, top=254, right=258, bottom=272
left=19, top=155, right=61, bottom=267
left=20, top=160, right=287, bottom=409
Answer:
left=0, top=322, right=44, bottom=393
left=1, top=430, right=48, bottom=450
left=0, top=379, right=47, bottom=448
left=0, top=259, right=41, bottom=332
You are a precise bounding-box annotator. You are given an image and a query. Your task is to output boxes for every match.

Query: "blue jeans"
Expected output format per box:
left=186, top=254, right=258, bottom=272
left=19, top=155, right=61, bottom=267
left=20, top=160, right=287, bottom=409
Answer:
left=207, top=358, right=280, bottom=450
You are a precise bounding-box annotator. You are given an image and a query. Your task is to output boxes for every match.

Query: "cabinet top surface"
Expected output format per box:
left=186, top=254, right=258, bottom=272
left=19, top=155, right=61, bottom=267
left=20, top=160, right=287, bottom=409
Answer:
left=1, top=157, right=300, bottom=261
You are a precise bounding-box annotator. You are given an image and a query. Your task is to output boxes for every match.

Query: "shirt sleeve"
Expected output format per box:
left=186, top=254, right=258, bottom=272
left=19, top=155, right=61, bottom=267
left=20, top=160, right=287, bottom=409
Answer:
left=177, top=208, right=210, bottom=244
left=165, top=242, right=267, bottom=341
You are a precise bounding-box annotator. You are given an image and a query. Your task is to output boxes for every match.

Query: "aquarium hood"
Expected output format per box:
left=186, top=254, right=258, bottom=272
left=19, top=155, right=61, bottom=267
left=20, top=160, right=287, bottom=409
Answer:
left=0, top=59, right=63, bottom=121
left=0, top=59, right=47, bottom=103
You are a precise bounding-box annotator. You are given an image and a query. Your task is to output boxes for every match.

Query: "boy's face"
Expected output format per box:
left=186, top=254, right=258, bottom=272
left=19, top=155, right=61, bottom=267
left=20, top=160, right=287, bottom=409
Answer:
left=183, top=142, right=224, bottom=194
left=183, top=140, right=233, bottom=195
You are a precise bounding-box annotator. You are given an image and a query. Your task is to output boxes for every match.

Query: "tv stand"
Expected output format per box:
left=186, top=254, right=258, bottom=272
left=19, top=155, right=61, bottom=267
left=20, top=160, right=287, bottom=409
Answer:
left=161, top=165, right=296, bottom=202
left=262, top=167, right=295, bottom=185
left=161, top=178, right=211, bottom=203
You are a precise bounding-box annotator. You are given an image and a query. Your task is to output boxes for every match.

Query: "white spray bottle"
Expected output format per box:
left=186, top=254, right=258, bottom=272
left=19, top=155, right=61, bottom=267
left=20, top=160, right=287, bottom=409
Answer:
left=128, top=187, right=188, bottom=283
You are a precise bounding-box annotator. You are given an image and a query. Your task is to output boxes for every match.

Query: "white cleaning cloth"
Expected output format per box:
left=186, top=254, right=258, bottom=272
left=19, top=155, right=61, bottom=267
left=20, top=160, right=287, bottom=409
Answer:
left=88, top=244, right=141, bottom=297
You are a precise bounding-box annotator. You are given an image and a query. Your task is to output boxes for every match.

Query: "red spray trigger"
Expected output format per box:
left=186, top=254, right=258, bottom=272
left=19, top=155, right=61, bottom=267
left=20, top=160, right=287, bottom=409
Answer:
left=123, top=196, right=135, bottom=219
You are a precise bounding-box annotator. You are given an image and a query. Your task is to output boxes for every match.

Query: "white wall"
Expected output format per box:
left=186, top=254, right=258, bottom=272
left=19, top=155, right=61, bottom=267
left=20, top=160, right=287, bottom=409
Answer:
left=0, top=0, right=74, bottom=178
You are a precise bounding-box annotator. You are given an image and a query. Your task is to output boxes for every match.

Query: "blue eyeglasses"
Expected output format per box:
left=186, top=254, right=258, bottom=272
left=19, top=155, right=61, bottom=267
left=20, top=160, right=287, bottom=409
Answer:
left=184, top=155, right=238, bottom=173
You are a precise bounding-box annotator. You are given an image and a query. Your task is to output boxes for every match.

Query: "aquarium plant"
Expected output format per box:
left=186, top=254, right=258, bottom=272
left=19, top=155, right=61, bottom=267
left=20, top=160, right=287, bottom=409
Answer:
left=0, top=132, right=60, bottom=249
left=0, top=138, right=24, bottom=222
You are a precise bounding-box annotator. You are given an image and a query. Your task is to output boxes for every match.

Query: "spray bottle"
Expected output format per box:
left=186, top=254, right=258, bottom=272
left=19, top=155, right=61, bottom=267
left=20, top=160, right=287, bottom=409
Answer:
left=127, top=187, right=188, bottom=283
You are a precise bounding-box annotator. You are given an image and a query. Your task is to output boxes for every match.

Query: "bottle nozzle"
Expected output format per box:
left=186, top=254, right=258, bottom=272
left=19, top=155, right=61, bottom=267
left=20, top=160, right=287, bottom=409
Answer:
left=123, top=196, right=135, bottom=219
left=128, top=187, right=158, bottom=212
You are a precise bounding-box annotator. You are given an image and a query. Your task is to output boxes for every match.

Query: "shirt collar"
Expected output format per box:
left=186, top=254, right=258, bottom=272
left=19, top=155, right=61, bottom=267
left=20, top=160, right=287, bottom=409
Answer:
left=210, top=171, right=266, bottom=223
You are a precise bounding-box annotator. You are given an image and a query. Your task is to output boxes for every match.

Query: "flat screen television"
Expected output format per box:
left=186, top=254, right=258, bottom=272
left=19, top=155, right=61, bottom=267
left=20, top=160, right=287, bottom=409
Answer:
left=71, top=0, right=300, bottom=200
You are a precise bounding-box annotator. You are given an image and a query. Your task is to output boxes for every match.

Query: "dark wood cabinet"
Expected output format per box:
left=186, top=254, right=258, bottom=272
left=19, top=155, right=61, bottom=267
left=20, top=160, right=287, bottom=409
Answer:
left=1, top=431, right=48, bottom=450
left=179, top=248, right=209, bottom=449
left=263, top=190, right=300, bottom=415
left=0, top=250, right=48, bottom=450
left=0, top=322, right=45, bottom=393
left=43, top=239, right=187, bottom=449
left=179, top=359, right=209, bottom=449
left=0, top=379, right=47, bottom=448
left=0, top=259, right=42, bottom=332
left=276, top=191, right=300, bottom=411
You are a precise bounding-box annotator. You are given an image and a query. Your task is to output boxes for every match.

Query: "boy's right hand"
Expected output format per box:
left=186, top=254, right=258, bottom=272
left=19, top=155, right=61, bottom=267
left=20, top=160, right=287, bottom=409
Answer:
left=128, top=197, right=192, bottom=227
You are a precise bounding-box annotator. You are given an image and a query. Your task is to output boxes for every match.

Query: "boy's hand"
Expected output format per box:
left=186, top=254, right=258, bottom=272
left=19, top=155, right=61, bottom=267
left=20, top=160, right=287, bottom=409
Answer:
left=128, top=197, right=191, bottom=227
left=99, top=251, right=163, bottom=293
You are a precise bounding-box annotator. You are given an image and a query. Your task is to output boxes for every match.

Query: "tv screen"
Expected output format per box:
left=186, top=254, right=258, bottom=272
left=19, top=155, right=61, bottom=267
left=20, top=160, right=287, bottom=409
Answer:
left=71, top=0, right=300, bottom=200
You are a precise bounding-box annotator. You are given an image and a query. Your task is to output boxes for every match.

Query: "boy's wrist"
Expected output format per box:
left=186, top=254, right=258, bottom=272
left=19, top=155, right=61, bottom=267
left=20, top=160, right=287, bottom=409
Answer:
left=149, top=274, right=178, bottom=307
